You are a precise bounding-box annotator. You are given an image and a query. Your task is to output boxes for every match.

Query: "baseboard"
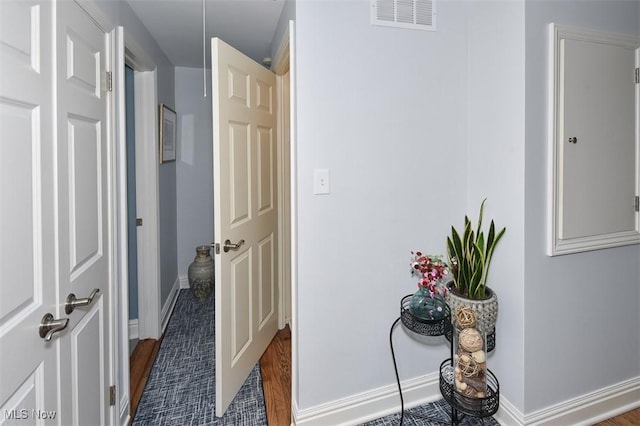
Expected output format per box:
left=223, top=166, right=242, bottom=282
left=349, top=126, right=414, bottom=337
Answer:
left=293, top=372, right=441, bottom=425
left=495, top=396, right=525, bottom=425
left=118, top=395, right=130, bottom=426
left=293, top=375, right=640, bottom=426
left=160, top=278, right=182, bottom=334
left=179, top=274, right=189, bottom=289
left=128, top=319, right=139, bottom=340
left=521, top=376, right=640, bottom=426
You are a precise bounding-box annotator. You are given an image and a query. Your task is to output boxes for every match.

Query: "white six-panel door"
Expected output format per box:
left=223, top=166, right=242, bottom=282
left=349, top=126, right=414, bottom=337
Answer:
left=0, top=1, right=60, bottom=421
left=56, top=2, right=112, bottom=425
left=212, top=38, right=279, bottom=417
left=0, top=1, right=113, bottom=424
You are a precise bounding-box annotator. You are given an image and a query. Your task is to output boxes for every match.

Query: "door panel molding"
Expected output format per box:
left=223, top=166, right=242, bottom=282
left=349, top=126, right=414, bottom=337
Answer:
left=213, top=37, right=279, bottom=417
left=547, top=23, right=640, bottom=255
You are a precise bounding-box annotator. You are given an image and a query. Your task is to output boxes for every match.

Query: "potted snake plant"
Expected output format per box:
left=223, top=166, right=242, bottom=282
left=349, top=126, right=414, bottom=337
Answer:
left=445, top=199, right=506, bottom=339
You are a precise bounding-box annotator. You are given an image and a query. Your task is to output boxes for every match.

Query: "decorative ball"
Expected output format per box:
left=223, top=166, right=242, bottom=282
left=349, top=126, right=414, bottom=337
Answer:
left=471, top=350, right=486, bottom=363
left=459, top=328, right=484, bottom=352
left=455, top=306, right=477, bottom=329
left=457, top=354, right=480, bottom=378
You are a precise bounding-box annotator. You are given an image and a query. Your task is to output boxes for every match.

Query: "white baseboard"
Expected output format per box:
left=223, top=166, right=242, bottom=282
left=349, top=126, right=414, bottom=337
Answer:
left=118, top=395, right=130, bottom=426
left=179, top=274, right=189, bottom=289
left=128, top=319, right=139, bottom=340
left=293, top=375, right=640, bottom=426
left=160, top=277, right=182, bottom=334
left=293, top=372, right=441, bottom=426
left=520, top=376, right=640, bottom=426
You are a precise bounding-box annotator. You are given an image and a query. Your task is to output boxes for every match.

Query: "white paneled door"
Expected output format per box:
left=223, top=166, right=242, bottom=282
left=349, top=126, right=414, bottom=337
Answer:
left=212, top=38, right=279, bottom=417
left=0, top=1, right=113, bottom=425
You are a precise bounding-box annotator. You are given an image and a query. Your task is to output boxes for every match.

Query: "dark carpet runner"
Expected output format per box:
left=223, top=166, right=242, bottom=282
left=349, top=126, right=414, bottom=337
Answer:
left=132, top=290, right=267, bottom=425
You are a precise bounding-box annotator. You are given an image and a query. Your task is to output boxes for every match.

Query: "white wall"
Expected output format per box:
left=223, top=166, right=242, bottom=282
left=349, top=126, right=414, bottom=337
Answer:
left=175, top=67, right=215, bottom=277
left=295, top=0, right=470, bottom=410
left=523, top=0, right=640, bottom=414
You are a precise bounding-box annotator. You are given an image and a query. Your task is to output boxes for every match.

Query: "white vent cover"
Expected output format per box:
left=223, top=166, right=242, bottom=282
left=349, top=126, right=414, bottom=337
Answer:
left=371, top=0, right=436, bottom=31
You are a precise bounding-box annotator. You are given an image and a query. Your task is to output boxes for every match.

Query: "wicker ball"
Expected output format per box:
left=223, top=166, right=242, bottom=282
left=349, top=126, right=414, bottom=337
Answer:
left=459, top=328, right=484, bottom=352
left=455, top=306, right=477, bottom=329
left=457, top=354, right=480, bottom=378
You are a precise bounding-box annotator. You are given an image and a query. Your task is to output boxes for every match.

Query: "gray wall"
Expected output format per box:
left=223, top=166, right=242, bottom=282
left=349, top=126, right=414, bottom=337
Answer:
left=93, top=0, right=178, bottom=310
left=293, top=0, right=640, bottom=419
left=295, top=0, right=469, bottom=409
left=175, top=67, right=214, bottom=277
left=523, top=0, right=640, bottom=414
left=270, top=0, right=296, bottom=61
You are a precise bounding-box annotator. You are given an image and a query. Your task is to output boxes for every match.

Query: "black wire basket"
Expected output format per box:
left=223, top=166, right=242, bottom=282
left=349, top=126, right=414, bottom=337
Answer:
left=439, top=358, right=500, bottom=418
left=400, top=294, right=451, bottom=337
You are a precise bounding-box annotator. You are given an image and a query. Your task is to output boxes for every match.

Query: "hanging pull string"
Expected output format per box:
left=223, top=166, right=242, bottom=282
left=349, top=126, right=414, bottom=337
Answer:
left=202, top=0, right=207, bottom=97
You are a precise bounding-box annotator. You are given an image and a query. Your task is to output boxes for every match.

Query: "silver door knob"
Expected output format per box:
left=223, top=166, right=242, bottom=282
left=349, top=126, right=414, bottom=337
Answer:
left=39, top=313, right=69, bottom=341
left=65, top=288, right=100, bottom=314
left=223, top=239, right=245, bottom=253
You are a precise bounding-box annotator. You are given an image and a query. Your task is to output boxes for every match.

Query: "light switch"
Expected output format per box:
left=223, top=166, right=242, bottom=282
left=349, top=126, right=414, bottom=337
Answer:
left=313, top=169, right=330, bottom=195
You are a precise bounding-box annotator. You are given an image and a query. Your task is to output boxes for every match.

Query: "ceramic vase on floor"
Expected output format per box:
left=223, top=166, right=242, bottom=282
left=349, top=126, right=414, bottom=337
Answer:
left=188, top=245, right=214, bottom=300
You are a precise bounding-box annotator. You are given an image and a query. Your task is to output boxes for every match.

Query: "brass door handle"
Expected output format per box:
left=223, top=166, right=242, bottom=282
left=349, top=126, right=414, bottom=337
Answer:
left=65, top=288, right=100, bottom=314
left=39, top=313, right=69, bottom=341
left=223, top=239, right=245, bottom=253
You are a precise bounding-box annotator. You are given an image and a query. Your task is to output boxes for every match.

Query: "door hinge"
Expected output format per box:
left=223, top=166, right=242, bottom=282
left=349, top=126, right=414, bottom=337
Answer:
left=106, top=71, right=113, bottom=92
left=635, top=196, right=639, bottom=212
left=635, top=68, right=639, bottom=84
left=109, top=385, right=116, bottom=406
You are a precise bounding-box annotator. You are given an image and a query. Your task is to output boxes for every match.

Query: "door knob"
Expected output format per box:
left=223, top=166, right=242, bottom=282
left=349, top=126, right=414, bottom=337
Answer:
left=39, top=313, right=69, bottom=341
left=223, top=239, right=245, bottom=253
left=65, top=288, right=100, bottom=314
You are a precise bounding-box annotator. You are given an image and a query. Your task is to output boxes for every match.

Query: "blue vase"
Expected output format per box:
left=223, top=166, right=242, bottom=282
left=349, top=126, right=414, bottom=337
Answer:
left=409, top=287, right=447, bottom=321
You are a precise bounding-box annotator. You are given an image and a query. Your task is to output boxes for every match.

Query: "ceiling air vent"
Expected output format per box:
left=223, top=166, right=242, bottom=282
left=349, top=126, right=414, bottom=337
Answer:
left=371, top=0, right=436, bottom=31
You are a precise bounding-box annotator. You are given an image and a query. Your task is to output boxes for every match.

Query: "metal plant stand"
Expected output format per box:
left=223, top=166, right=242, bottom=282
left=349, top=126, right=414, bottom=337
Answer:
left=389, top=295, right=500, bottom=425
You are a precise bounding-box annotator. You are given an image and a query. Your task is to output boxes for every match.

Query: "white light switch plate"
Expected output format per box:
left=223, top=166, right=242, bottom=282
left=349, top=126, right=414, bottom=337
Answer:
left=313, top=169, right=330, bottom=194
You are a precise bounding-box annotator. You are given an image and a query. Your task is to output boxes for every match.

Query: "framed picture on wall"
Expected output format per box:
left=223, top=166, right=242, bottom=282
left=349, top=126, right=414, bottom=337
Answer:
left=159, top=103, right=176, bottom=163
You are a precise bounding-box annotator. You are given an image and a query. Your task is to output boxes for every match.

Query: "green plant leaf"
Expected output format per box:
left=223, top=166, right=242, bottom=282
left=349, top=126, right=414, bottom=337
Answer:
left=482, top=221, right=506, bottom=289
left=476, top=198, right=487, bottom=238
left=446, top=199, right=505, bottom=300
left=448, top=226, right=467, bottom=295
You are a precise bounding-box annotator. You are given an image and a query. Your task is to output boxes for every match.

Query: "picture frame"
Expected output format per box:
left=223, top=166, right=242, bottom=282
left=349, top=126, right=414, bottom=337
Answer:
left=159, top=104, right=177, bottom=163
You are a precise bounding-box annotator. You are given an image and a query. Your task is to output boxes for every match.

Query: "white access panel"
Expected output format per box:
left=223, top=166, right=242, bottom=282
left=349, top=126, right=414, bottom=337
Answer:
left=548, top=24, right=640, bottom=255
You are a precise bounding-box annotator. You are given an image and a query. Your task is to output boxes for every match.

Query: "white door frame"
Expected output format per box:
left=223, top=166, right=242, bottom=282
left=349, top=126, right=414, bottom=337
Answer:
left=124, top=36, right=162, bottom=341
left=112, top=24, right=161, bottom=425
left=273, top=24, right=291, bottom=329
left=273, top=19, right=298, bottom=420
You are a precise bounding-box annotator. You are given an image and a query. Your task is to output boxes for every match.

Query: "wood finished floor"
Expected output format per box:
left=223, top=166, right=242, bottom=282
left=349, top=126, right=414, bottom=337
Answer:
left=593, top=408, right=640, bottom=426
left=259, top=326, right=292, bottom=426
left=129, top=338, right=162, bottom=423
left=128, top=330, right=636, bottom=426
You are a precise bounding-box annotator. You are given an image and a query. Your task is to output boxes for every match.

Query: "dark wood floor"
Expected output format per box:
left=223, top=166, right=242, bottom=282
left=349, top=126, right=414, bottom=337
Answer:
left=128, top=330, right=636, bottom=426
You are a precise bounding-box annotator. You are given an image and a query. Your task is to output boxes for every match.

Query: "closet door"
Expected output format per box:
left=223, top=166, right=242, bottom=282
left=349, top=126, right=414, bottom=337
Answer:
left=549, top=24, right=640, bottom=255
